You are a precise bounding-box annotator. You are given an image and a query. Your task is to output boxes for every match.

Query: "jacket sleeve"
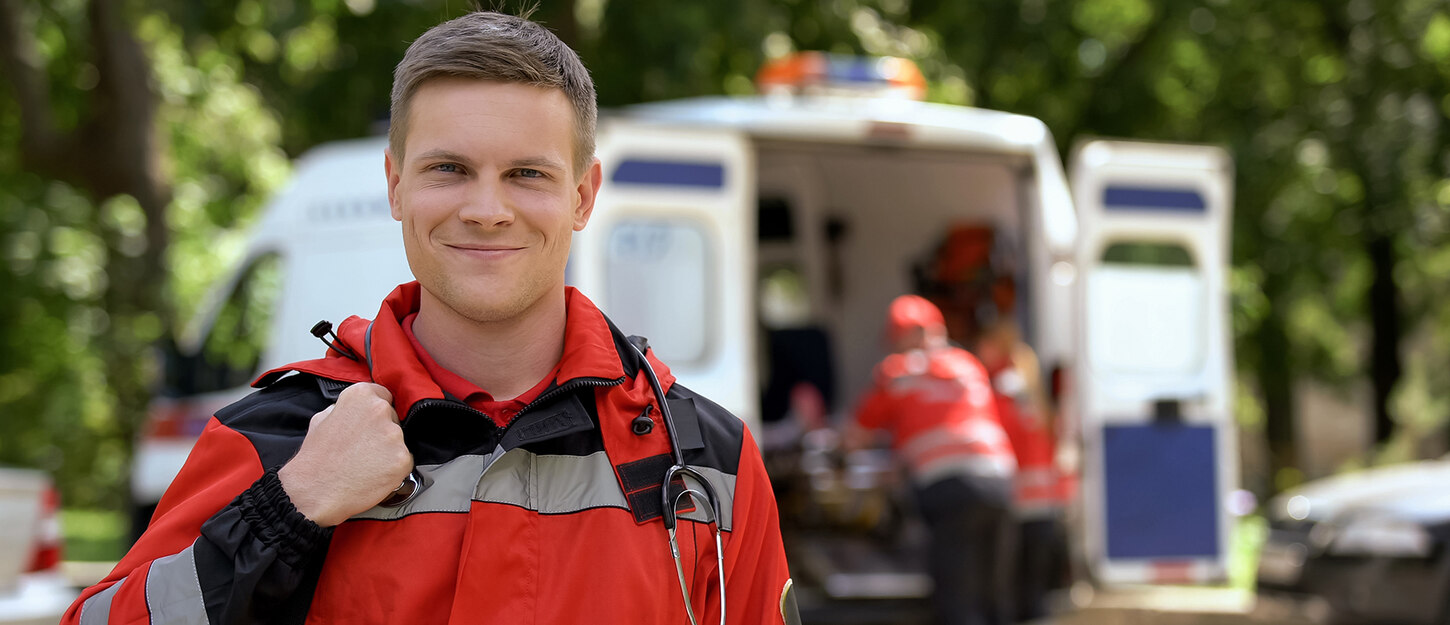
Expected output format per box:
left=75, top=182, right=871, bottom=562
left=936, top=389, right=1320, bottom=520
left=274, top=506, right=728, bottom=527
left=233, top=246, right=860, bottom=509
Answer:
left=63, top=415, right=331, bottom=625
left=714, top=427, right=801, bottom=625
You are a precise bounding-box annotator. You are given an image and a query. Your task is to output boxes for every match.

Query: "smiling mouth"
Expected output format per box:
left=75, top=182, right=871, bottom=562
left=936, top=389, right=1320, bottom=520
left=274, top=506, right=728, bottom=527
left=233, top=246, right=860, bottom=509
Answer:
left=446, top=244, right=526, bottom=260
left=448, top=243, right=525, bottom=252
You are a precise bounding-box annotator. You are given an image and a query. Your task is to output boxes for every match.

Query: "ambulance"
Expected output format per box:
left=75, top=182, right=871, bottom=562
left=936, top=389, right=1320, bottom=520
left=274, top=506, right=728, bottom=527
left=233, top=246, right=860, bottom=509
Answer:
left=134, top=53, right=1237, bottom=597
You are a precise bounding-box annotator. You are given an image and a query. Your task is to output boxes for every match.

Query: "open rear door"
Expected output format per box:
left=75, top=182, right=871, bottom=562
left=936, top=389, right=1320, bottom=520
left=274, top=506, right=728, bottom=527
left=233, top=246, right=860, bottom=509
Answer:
left=570, top=122, right=758, bottom=429
left=1069, top=140, right=1236, bottom=585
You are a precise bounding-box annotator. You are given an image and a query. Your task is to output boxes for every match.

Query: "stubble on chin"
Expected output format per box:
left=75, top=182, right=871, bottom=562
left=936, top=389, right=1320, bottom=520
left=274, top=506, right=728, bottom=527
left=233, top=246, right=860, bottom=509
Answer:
left=431, top=274, right=552, bottom=326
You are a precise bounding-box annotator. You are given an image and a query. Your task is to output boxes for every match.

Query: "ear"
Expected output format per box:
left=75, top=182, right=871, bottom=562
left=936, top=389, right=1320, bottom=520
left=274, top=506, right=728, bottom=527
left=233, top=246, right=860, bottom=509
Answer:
left=572, top=157, right=603, bottom=231
left=385, top=147, right=403, bottom=221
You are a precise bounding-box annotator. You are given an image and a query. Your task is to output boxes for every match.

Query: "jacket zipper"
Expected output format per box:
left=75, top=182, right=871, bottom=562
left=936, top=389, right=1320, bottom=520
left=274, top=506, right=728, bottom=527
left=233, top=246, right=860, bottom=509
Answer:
left=515, top=376, right=626, bottom=419
left=404, top=397, right=488, bottom=422
left=403, top=375, right=627, bottom=423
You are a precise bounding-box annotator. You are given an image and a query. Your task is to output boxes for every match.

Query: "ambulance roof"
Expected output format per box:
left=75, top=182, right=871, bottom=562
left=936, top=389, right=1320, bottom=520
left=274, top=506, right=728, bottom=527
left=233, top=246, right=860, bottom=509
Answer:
left=612, top=95, right=1053, bottom=155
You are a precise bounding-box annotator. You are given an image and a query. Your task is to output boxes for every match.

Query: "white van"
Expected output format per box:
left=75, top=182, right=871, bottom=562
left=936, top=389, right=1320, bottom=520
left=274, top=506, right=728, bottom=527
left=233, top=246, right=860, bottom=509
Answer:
left=136, top=56, right=1236, bottom=591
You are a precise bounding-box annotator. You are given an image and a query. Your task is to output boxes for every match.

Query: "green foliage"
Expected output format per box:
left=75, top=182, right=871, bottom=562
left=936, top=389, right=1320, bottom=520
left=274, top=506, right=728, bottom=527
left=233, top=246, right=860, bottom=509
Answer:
left=0, top=0, right=290, bottom=509
left=60, top=509, right=128, bottom=562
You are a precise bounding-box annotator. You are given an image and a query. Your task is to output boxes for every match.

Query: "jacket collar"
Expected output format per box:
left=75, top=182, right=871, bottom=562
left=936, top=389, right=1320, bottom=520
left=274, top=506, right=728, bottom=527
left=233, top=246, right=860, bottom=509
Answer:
left=255, top=282, right=673, bottom=426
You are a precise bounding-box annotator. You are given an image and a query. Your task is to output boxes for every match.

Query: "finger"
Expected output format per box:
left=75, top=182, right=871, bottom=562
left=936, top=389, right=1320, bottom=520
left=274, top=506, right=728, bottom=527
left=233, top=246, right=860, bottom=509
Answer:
left=355, top=382, right=394, bottom=405
left=310, top=404, right=335, bottom=426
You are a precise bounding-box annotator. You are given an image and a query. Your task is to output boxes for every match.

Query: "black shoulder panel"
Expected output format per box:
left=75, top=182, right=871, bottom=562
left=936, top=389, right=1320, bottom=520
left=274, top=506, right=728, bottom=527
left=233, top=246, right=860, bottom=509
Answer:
left=666, top=382, right=744, bottom=478
left=214, top=374, right=330, bottom=470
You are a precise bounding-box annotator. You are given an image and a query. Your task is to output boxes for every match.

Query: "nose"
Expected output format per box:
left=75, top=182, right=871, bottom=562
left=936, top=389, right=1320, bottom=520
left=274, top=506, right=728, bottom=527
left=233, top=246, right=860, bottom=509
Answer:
left=457, top=180, right=515, bottom=228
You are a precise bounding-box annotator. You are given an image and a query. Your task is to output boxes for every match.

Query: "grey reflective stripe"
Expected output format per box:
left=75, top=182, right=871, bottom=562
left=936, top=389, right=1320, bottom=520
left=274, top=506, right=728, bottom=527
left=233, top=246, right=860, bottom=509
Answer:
left=914, top=455, right=1015, bottom=487
left=79, top=577, right=125, bottom=625
left=675, top=466, right=737, bottom=531
left=351, top=450, right=631, bottom=520
left=352, top=453, right=496, bottom=520
left=476, top=450, right=630, bottom=514
left=145, top=544, right=208, bottom=625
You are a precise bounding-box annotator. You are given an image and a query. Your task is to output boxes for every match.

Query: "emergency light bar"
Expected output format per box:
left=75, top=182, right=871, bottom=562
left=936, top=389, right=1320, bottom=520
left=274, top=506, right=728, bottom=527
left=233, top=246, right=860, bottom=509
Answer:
left=756, top=52, right=927, bottom=100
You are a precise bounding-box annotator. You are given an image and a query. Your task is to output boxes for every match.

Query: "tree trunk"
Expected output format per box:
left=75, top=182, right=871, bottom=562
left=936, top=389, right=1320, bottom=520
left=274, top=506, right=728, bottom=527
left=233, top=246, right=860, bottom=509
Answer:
left=1367, top=232, right=1401, bottom=446
left=1259, top=273, right=1298, bottom=488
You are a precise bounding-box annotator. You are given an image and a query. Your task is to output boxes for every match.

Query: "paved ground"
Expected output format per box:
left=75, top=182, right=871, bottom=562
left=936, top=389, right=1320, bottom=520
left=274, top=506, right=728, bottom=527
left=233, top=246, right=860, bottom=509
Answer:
left=1034, top=585, right=1323, bottom=625
left=795, top=585, right=1327, bottom=625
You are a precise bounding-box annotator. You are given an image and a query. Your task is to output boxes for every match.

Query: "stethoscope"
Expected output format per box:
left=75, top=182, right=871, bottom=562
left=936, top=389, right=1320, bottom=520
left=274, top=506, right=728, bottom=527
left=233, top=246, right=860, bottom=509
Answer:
left=314, top=320, right=726, bottom=624
left=627, top=339, right=727, bottom=625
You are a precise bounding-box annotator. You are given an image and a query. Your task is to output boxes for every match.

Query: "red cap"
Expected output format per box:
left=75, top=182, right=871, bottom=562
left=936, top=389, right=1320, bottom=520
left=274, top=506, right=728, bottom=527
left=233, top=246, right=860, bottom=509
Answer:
left=885, top=295, right=945, bottom=341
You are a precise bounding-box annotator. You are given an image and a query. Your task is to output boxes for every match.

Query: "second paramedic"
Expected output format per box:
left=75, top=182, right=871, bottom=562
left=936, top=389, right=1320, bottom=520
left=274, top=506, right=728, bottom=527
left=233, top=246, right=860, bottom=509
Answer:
left=977, top=316, right=1068, bottom=621
left=847, top=295, right=1017, bottom=625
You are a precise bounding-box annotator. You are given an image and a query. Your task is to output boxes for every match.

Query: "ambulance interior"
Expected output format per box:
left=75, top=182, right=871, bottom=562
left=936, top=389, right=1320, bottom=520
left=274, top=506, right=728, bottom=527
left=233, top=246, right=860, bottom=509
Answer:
left=751, top=140, right=1040, bottom=603
left=752, top=140, right=1035, bottom=428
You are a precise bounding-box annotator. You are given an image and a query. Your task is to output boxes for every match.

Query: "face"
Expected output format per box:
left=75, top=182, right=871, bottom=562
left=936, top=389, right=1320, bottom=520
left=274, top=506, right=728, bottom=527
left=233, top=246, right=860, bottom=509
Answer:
left=386, top=78, right=602, bottom=324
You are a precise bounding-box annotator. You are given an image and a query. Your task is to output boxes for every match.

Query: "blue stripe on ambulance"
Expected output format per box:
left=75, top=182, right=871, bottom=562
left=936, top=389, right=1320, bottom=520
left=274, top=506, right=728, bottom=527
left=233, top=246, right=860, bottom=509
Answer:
left=1103, top=186, right=1206, bottom=212
left=611, top=160, right=725, bottom=188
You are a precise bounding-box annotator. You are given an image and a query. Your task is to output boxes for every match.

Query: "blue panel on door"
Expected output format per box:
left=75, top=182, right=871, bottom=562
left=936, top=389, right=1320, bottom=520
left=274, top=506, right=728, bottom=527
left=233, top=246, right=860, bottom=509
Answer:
left=1103, top=423, right=1220, bottom=559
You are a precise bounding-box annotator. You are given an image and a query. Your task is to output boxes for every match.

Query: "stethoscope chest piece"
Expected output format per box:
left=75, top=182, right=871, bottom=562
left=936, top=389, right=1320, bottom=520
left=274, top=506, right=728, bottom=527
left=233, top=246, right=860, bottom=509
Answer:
left=624, top=335, right=726, bottom=625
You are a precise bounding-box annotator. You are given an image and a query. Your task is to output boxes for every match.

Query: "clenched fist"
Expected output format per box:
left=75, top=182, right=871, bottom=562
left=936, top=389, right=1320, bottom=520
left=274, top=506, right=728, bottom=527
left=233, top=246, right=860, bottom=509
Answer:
left=279, top=383, right=414, bottom=527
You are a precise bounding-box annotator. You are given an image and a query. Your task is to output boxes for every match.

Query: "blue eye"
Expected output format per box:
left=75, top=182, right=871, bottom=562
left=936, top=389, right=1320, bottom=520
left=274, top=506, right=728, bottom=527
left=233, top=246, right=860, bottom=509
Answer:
left=517, top=168, right=544, bottom=179
left=434, top=163, right=460, bottom=173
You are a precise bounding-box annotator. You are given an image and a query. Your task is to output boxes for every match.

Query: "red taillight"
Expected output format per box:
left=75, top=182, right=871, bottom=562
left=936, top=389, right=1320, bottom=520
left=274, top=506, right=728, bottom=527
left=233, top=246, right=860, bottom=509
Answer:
left=144, top=397, right=218, bottom=439
left=26, top=485, right=62, bottom=573
left=144, top=401, right=187, bottom=438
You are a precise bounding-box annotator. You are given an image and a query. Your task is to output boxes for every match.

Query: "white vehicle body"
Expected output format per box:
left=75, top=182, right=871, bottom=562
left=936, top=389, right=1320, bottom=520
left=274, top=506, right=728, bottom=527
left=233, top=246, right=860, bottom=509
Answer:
left=1069, top=140, right=1237, bottom=584
left=0, top=468, right=76, bottom=625
left=134, top=93, right=1234, bottom=587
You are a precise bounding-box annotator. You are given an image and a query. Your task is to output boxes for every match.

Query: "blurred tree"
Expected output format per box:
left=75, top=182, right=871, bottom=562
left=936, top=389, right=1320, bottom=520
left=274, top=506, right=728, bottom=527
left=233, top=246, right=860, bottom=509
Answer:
left=0, top=0, right=174, bottom=508
left=0, top=0, right=290, bottom=508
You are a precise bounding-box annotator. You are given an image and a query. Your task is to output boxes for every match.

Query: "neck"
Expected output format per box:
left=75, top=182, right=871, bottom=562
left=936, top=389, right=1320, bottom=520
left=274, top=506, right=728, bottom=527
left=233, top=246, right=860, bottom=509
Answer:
left=412, top=289, right=568, bottom=401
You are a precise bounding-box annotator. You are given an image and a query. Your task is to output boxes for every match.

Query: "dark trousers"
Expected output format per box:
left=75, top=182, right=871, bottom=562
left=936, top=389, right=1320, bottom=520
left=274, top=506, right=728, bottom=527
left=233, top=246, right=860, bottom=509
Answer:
left=1014, top=517, right=1065, bottom=621
left=915, top=473, right=1015, bottom=625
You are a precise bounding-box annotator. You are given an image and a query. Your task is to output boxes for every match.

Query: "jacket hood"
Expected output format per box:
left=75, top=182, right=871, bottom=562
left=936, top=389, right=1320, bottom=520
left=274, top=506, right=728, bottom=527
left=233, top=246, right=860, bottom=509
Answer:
left=255, top=282, right=676, bottom=422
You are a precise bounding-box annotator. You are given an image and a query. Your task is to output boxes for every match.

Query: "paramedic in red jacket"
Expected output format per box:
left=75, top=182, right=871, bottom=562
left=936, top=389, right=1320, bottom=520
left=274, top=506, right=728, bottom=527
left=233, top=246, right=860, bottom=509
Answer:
left=66, top=11, right=798, bottom=625
left=848, top=295, right=1017, bottom=625
left=977, top=318, right=1067, bottom=621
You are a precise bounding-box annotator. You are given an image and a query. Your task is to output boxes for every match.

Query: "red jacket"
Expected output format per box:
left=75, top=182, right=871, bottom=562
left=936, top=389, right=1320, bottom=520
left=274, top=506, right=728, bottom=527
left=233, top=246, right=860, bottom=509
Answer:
left=990, top=368, right=1064, bottom=517
left=67, top=283, right=798, bottom=624
left=854, top=346, right=1015, bottom=487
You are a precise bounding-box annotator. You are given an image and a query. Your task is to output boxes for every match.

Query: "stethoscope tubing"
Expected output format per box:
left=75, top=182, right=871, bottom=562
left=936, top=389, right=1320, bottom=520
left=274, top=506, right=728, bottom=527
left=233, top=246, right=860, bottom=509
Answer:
left=630, top=342, right=728, bottom=625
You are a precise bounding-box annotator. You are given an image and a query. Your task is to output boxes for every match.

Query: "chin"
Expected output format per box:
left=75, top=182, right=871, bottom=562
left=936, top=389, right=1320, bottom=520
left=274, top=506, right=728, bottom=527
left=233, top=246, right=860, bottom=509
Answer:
left=445, top=283, right=549, bottom=324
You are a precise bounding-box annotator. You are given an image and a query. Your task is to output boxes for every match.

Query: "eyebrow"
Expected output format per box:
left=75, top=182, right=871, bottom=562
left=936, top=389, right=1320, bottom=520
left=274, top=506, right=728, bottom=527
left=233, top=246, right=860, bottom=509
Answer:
left=412, top=149, right=566, bottom=172
left=506, top=156, right=568, bottom=171
left=412, top=149, right=474, bottom=167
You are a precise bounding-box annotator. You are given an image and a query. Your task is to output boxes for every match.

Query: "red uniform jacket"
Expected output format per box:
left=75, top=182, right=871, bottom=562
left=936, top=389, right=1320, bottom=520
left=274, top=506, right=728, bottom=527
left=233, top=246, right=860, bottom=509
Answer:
left=66, top=283, right=798, bottom=624
left=855, top=346, right=1016, bottom=487
left=990, top=368, right=1064, bottom=517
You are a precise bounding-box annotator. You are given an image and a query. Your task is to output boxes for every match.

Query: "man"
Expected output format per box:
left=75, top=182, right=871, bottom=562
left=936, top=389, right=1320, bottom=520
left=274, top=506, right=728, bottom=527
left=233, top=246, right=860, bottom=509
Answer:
left=66, top=11, right=798, bottom=625
left=847, top=295, right=1016, bottom=625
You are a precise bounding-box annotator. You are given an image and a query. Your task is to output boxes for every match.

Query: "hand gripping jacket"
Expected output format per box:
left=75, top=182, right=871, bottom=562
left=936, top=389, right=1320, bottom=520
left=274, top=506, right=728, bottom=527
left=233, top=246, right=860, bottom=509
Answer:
left=66, top=283, right=800, bottom=625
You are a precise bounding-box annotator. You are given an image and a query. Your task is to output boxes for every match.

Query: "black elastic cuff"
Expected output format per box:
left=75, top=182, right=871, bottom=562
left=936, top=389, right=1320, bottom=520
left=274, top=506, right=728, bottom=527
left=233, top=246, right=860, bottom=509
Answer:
left=235, top=467, right=333, bottom=569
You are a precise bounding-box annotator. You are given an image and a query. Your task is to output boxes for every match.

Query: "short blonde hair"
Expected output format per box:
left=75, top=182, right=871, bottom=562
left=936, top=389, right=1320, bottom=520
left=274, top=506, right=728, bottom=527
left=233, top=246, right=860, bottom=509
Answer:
left=389, top=11, right=597, bottom=175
